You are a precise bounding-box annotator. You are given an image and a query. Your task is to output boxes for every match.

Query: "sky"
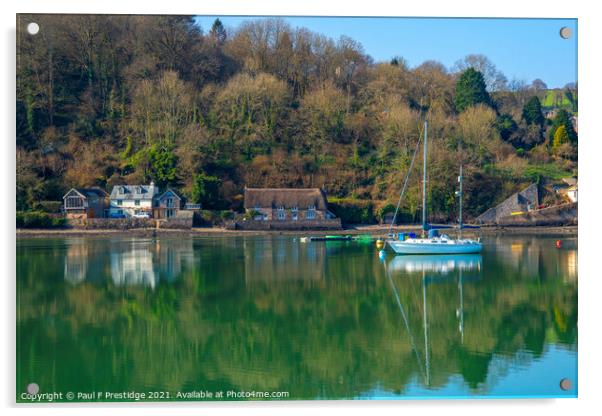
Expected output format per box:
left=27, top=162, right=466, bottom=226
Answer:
left=194, top=16, right=577, bottom=89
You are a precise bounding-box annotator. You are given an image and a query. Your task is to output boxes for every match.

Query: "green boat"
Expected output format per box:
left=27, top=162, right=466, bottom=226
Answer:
left=310, top=235, right=352, bottom=241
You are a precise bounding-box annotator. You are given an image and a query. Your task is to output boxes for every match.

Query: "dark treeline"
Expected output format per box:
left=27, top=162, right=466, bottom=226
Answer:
left=16, top=15, right=578, bottom=221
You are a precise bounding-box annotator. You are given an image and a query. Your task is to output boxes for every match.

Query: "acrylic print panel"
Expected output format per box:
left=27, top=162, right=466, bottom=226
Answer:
left=16, top=14, right=578, bottom=402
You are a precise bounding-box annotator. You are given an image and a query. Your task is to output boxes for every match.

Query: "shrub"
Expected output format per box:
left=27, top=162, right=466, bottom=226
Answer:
left=33, top=200, right=63, bottom=213
left=377, top=203, right=396, bottom=222
left=242, top=209, right=262, bottom=221
left=219, top=210, right=234, bottom=220
left=328, top=198, right=376, bottom=224
left=195, top=210, right=234, bottom=226
left=16, top=211, right=66, bottom=228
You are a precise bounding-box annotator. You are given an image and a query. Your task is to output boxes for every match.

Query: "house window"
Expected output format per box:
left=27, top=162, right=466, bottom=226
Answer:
left=291, top=206, right=298, bottom=220
left=117, top=200, right=123, bottom=206
left=167, top=197, right=174, bottom=208
left=277, top=206, right=285, bottom=220
left=135, top=199, right=141, bottom=206
left=66, top=196, right=84, bottom=209
left=307, top=205, right=316, bottom=219
left=167, top=209, right=175, bottom=218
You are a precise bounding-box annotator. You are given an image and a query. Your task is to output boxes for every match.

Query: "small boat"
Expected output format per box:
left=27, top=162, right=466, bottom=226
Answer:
left=352, top=234, right=375, bottom=243
left=309, top=235, right=352, bottom=242
left=386, top=121, right=482, bottom=255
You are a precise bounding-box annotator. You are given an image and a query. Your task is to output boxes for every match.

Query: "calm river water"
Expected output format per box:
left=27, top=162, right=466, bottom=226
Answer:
left=16, top=234, right=577, bottom=401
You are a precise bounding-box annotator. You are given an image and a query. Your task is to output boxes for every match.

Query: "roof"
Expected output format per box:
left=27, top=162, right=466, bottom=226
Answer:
left=562, top=177, right=577, bottom=186
left=157, top=188, right=182, bottom=201
left=63, top=187, right=109, bottom=199
left=244, top=188, right=328, bottom=210
left=110, top=184, right=159, bottom=200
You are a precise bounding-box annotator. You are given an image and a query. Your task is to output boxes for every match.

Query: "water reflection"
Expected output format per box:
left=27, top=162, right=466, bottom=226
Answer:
left=388, top=254, right=482, bottom=274
left=65, top=238, right=195, bottom=288
left=385, top=254, right=483, bottom=387
left=17, top=235, right=578, bottom=400
left=243, top=238, right=326, bottom=282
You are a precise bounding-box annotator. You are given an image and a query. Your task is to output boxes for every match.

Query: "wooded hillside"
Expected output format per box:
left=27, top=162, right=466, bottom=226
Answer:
left=16, top=15, right=578, bottom=221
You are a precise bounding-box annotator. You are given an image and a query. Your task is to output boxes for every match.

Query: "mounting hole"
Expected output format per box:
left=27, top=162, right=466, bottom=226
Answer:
left=27, top=382, right=39, bottom=394
left=559, top=27, right=572, bottom=40
left=559, top=378, right=572, bottom=391
left=27, top=22, right=40, bottom=35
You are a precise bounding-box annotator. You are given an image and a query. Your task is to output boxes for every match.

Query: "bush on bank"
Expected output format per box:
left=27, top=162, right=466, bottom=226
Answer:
left=16, top=211, right=66, bottom=228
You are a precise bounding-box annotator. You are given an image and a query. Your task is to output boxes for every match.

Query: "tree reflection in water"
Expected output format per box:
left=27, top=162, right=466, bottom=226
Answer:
left=17, top=235, right=577, bottom=400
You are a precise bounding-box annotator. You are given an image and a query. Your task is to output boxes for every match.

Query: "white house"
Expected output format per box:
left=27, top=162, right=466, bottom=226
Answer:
left=109, top=182, right=160, bottom=218
left=567, top=185, right=578, bottom=203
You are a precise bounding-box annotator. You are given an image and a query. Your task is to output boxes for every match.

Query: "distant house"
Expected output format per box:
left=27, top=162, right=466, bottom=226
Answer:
left=109, top=182, right=160, bottom=218
left=476, top=183, right=540, bottom=224
left=62, top=188, right=109, bottom=219
left=244, top=187, right=335, bottom=222
left=566, top=185, right=578, bottom=203
left=153, top=189, right=182, bottom=219
left=553, top=178, right=578, bottom=203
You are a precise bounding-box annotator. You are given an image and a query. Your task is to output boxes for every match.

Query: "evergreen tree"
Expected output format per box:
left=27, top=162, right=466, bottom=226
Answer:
left=494, top=113, right=518, bottom=142
left=549, top=109, right=577, bottom=143
left=210, top=18, right=227, bottom=46
left=522, top=96, right=544, bottom=127
left=454, top=68, right=491, bottom=113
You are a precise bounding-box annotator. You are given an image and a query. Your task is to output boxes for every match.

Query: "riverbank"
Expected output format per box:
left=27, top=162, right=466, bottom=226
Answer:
left=16, top=224, right=578, bottom=238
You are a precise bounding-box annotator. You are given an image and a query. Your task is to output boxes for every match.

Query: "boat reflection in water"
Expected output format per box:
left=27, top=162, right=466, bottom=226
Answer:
left=384, top=253, right=482, bottom=387
left=387, top=254, right=482, bottom=274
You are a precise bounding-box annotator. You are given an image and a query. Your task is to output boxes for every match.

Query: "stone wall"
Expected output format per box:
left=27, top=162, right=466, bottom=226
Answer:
left=68, top=217, right=156, bottom=229
left=158, top=211, right=194, bottom=229
left=495, top=202, right=577, bottom=226
left=226, top=218, right=342, bottom=231
left=67, top=213, right=193, bottom=230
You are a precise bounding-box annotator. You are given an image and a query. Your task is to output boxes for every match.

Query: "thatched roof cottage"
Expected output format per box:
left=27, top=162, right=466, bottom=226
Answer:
left=243, top=187, right=335, bottom=222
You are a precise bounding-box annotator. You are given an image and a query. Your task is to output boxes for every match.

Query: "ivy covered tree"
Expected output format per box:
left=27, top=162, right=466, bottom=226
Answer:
left=191, top=172, right=221, bottom=208
left=454, top=68, right=491, bottom=113
left=131, top=144, right=179, bottom=188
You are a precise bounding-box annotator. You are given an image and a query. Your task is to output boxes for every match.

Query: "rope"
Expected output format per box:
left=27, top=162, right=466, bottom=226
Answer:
left=387, top=126, right=423, bottom=236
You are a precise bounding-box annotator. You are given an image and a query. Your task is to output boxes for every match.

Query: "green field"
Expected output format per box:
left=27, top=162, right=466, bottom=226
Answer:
left=541, top=89, right=577, bottom=112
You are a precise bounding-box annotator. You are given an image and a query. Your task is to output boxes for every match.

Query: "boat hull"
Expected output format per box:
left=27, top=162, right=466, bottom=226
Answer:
left=387, top=240, right=482, bottom=255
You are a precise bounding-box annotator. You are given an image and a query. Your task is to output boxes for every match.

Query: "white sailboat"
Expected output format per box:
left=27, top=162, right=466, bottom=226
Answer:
left=387, top=121, right=483, bottom=255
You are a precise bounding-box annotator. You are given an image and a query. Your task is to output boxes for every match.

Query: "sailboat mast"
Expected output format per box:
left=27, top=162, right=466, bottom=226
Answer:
left=459, top=164, right=463, bottom=239
left=422, top=121, right=428, bottom=232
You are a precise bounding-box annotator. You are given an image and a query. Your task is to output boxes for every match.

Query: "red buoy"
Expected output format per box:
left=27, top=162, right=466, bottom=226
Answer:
left=556, top=240, right=562, bottom=249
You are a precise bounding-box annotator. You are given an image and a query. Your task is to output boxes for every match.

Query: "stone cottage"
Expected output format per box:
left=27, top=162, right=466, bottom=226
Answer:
left=244, top=188, right=334, bottom=221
